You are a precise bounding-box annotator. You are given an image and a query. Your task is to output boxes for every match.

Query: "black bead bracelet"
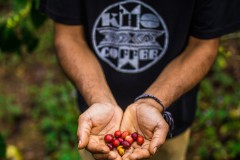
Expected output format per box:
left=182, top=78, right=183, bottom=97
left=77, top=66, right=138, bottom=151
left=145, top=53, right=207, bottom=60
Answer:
left=134, top=93, right=174, bottom=138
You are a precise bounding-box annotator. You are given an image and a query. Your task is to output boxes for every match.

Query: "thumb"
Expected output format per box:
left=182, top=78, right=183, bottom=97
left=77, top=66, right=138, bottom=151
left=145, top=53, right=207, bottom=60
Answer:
left=77, top=114, right=92, bottom=149
left=149, top=122, right=169, bottom=155
left=120, top=110, right=135, bottom=133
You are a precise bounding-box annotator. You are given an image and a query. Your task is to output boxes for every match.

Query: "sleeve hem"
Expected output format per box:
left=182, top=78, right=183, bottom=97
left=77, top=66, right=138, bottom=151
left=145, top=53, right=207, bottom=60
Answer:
left=41, top=7, right=83, bottom=25
left=190, top=22, right=240, bottom=39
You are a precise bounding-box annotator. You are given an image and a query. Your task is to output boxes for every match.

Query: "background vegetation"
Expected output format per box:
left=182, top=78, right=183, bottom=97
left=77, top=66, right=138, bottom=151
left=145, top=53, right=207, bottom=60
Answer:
left=0, top=0, right=239, bottom=160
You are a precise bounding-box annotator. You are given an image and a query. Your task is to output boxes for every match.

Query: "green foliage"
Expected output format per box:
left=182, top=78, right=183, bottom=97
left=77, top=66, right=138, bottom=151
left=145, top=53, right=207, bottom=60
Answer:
left=0, top=0, right=47, bottom=54
left=0, top=134, right=6, bottom=159
left=0, top=95, right=22, bottom=136
left=190, top=46, right=240, bottom=160
left=0, top=8, right=80, bottom=157
left=29, top=82, right=81, bottom=159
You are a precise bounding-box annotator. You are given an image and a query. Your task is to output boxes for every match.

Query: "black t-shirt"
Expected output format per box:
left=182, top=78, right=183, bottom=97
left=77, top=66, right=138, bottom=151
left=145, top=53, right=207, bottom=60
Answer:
left=40, top=0, right=240, bottom=137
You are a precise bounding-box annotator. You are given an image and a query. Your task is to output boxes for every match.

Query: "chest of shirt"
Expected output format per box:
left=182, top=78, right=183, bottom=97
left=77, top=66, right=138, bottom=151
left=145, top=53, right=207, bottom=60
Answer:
left=82, top=0, right=195, bottom=73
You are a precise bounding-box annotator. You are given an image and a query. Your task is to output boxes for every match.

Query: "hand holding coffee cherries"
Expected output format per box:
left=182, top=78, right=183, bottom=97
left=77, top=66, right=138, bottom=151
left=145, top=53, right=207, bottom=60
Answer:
left=77, top=103, right=123, bottom=160
left=120, top=102, right=170, bottom=159
left=77, top=102, right=169, bottom=160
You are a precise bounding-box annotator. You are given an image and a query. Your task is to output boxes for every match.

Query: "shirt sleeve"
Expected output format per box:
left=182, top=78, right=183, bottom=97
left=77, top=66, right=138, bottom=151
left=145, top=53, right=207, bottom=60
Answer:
left=190, top=0, right=240, bottom=39
left=39, top=0, right=83, bottom=25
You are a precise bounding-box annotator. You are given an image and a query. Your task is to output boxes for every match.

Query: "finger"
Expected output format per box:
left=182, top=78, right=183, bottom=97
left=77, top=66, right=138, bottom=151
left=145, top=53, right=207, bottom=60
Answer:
left=120, top=113, right=135, bottom=133
left=93, top=151, right=121, bottom=160
left=121, top=146, right=134, bottom=159
left=122, top=143, right=149, bottom=160
left=128, top=148, right=150, bottom=160
left=120, top=116, right=129, bottom=132
left=149, top=122, right=169, bottom=155
left=87, top=139, right=110, bottom=154
left=77, top=114, right=92, bottom=149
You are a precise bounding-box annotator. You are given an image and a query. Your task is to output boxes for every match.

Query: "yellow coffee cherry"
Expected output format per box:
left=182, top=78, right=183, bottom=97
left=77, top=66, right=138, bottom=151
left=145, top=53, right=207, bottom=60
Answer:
left=117, top=145, right=125, bottom=156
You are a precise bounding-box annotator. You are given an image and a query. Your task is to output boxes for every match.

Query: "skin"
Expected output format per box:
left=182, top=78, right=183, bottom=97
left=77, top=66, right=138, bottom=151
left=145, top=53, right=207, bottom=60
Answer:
left=54, top=23, right=219, bottom=160
left=77, top=103, right=123, bottom=160
left=120, top=36, right=219, bottom=160
left=54, top=24, right=123, bottom=160
left=120, top=102, right=169, bottom=160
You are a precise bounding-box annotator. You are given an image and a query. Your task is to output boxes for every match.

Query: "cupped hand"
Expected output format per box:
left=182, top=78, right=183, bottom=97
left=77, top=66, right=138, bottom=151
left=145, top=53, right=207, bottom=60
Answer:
left=120, top=102, right=169, bottom=160
left=77, top=103, right=123, bottom=160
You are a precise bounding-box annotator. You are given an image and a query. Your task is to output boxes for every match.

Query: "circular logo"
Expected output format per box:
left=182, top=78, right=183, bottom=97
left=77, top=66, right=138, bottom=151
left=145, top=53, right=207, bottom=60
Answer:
left=92, top=0, right=169, bottom=73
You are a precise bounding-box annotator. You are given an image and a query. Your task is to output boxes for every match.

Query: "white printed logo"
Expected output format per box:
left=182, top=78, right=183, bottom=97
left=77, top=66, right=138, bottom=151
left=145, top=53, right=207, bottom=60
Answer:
left=92, top=0, right=169, bottom=73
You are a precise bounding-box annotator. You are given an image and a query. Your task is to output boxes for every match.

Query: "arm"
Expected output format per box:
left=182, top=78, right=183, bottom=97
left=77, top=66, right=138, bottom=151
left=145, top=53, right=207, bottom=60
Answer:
left=54, top=23, right=116, bottom=106
left=121, top=36, right=219, bottom=160
left=143, top=36, right=219, bottom=110
left=54, top=23, right=123, bottom=160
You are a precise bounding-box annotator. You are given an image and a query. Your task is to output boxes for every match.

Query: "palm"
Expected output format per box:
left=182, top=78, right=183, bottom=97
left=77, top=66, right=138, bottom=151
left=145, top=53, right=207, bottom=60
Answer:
left=78, top=103, right=123, bottom=159
left=121, top=103, right=169, bottom=160
left=87, top=103, right=122, bottom=146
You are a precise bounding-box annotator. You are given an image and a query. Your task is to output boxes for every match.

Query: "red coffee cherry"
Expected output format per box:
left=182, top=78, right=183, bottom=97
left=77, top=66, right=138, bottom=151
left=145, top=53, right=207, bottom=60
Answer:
left=121, top=131, right=130, bottom=139
left=118, top=137, right=124, bottom=144
left=104, top=134, right=114, bottom=143
left=112, top=139, right=120, bottom=148
left=107, top=143, right=114, bottom=150
left=137, top=135, right=144, bottom=146
left=114, top=130, right=122, bottom=138
left=122, top=140, right=131, bottom=149
left=131, top=132, right=138, bottom=141
left=125, top=135, right=134, bottom=144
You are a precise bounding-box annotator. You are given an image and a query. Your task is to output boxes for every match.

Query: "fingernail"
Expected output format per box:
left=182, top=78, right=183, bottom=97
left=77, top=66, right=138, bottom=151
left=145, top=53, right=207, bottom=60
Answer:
left=78, top=140, right=81, bottom=147
left=153, top=147, right=157, bottom=154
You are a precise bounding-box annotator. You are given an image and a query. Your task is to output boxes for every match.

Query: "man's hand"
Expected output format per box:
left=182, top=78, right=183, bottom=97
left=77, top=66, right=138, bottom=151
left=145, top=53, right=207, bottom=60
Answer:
left=120, top=102, right=169, bottom=160
left=77, top=103, right=123, bottom=160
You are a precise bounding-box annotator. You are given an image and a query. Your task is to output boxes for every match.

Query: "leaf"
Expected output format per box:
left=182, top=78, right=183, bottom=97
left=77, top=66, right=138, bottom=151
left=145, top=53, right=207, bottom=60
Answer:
left=30, top=0, right=47, bottom=28
left=0, top=134, right=6, bottom=159
left=20, top=25, right=39, bottom=52
left=0, top=27, right=21, bottom=52
left=11, top=0, right=28, bottom=12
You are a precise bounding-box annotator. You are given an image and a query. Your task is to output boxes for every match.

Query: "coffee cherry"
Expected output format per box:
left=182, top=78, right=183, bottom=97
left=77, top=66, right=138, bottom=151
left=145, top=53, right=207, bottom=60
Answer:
left=121, top=131, right=130, bottom=139
left=104, top=131, right=145, bottom=156
left=125, top=135, right=134, bottom=144
left=112, top=139, right=120, bottom=148
left=107, top=143, right=114, bottom=150
left=114, top=130, right=122, bottom=138
left=131, top=132, right=138, bottom=141
left=122, top=140, right=130, bottom=149
left=117, top=145, right=125, bottom=156
left=137, top=135, right=144, bottom=146
left=118, top=137, right=124, bottom=144
left=104, top=134, right=114, bottom=143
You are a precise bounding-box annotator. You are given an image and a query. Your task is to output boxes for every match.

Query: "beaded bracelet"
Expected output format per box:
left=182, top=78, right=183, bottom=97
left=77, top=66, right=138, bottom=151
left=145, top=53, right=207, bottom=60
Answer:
left=134, top=93, right=174, bottom=138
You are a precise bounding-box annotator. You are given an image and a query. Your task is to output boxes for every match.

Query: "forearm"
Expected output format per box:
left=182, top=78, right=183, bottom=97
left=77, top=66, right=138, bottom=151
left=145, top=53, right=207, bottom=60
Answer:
left=54, top=24, right=116, bottom=106
left=143, top=36, right=219, bottom=111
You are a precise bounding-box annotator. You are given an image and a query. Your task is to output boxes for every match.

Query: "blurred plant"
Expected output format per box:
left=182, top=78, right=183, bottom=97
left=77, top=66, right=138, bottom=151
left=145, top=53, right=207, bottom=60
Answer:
left=0, top=134, right=6, bottom=159
left=190, top=46, right=240, bottom=160
left=0, top=0, right=46, bottom=54
left=0, top=96, right=22, bottom=136
left=6, top=145, right=23, bottom=160
left=29, top=81, right=81, bottom=159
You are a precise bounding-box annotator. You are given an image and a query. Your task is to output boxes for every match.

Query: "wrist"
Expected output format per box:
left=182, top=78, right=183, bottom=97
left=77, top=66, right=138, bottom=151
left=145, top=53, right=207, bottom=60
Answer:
left=78, top=84, right=117, bottom=107
left=134, top=99, right=164, bottom=113
left=134, top=94, right=165, bottom=113
left=87, top=95, right=117, bottom=107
